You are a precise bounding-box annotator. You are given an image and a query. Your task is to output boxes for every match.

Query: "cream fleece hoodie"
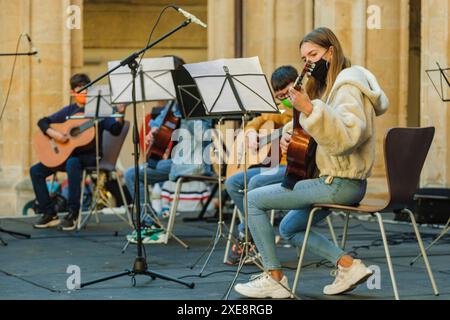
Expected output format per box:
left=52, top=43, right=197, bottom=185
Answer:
left=299, top=66, right=389, bottom=180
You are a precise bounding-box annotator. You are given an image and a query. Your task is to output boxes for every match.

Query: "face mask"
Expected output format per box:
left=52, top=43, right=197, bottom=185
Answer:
left=73, top=92, right=87, bottom=106
left=310, top=50, right=330, bottom=85
left=281, top=98, right=293, bottom=109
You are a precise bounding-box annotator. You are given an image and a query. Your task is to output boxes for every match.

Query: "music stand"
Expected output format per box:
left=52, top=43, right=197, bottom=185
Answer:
left=77, top=18, right=196, bottom=288
left=184, top=57, right=280, bottom=298
left=426, top=62, right=449, bottom=102
left=112, top=59, right=190, bottom=253
left=170, top=65, right=230, bottom=274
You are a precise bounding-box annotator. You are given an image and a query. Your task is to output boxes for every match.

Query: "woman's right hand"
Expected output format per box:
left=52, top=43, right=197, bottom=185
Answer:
left=280, top=133, right=291, bottom=155
left=145, top=131, right=154, bottom=146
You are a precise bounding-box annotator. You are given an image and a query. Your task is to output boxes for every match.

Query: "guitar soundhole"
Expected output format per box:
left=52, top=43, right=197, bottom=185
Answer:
left=70, top=127, right=81, bottom=137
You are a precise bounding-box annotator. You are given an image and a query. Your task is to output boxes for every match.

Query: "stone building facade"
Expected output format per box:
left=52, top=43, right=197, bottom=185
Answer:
left=0, top=0, right=448, bottom=215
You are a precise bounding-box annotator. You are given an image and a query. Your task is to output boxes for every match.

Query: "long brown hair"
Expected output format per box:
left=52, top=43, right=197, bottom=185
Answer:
left=300, top=27, right=351, bottom=100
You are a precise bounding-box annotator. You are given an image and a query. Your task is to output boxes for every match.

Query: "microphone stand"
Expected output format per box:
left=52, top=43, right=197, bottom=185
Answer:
left=0, top=51, right=38, bottom=57
left=79, top=19, right=194, bottom=289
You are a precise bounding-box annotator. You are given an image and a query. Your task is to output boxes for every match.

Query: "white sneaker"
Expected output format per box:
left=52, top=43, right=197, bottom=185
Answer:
left=234, top=273, right=292, bottom=299
left=323, top=259, right=373, bottom=295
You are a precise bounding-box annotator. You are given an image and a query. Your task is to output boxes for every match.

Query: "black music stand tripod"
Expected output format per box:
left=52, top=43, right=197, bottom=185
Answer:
left=183, top=58, right=279, bottom=296
left=77, top=19, right=195, bottom=289
left=171, top=66, right=231, bottom=275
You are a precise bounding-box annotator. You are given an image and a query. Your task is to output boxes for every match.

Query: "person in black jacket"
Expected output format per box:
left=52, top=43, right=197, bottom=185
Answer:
left=31, top=73, right=126, bottom=231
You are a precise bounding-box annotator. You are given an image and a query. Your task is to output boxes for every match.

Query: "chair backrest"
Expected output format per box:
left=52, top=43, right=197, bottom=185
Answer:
left=99, top=121, right=130, bottom=172
left=384, top=127, right=435, bottom=209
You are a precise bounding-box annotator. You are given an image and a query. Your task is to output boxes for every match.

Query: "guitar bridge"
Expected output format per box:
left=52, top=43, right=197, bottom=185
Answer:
left=50, top=139, right=60, bottom=154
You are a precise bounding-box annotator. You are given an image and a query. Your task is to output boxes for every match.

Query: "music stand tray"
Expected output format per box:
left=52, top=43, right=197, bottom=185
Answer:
left=109, top=56, right=177, bottom=104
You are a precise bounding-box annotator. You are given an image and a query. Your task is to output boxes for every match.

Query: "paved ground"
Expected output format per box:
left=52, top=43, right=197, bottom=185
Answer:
left=0, top=211, right=448, bottom=300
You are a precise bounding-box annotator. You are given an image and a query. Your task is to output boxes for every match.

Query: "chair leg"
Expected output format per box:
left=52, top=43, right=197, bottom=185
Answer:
left=77, top=170, right=87, bottom=231
left=270, top=209, right=275, bottom=226
left=115, top=171, right=132, bottom=227
left=326, top=214, right=339, bottom=247
left=223, top=206, right=238, bottom=264
left=375, top=212, right=400, bottom=300
left=403, top=208, right=439, bottom=296
left=292, top=207, right=320, bottom=295
left=341, top=212, right=350, bottom=250
left=165, top=177, right=183, bottom=244
left=411, top=217, right=450, bottom=265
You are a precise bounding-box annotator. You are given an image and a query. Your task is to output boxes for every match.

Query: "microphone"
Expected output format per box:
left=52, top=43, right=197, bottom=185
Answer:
left=172, top=5, right=207, bottom=28
left=22, top=32, right=41, bottom=63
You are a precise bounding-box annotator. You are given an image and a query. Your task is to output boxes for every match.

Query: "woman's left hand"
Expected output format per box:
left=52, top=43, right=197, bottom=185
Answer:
left=288, top=87, right=313, bottom=116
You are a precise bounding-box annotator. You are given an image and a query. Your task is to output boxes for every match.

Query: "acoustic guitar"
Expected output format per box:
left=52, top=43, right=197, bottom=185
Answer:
left=226, top=120, right=284, bottom=178
left=282, top=62, right=318, bottom=189
left=145, top=102, right=180, bottom=166
left=34, top=113, right=97, bottom=168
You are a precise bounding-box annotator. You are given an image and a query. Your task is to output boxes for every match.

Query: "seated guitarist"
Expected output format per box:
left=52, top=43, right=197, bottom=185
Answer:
left=124, top=56, right=213, bottom=244
left=234, top=27, right=389, bottom=299
left=31, top=73, right=126, bottom=231
left=224, top=66, right=298, bottom=264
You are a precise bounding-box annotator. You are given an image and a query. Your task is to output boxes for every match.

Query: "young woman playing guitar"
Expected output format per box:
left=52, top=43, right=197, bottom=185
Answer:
left=234, top=27, right=389, bottom=298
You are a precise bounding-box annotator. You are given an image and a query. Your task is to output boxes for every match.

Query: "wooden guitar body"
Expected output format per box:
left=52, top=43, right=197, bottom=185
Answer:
left=34, top=113, right=95, bottom=168
left=146, top=107, right=180, bottom=164
left=282, top=110, right=317, bottom=189
left=226, top=120, right=281, bottom=178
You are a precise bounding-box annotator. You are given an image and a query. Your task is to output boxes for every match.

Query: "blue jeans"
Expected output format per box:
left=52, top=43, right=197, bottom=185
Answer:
left=30, top=155, right=96, bottom=215
left=247, top=176, right=367, bottom=270
left=225, top=166, right=286, bottom=236
left=124, top=159, right=172, bottom=225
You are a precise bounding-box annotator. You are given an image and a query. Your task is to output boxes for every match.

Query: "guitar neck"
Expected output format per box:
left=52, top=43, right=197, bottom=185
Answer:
left=77, top=118, right=104, bottom=134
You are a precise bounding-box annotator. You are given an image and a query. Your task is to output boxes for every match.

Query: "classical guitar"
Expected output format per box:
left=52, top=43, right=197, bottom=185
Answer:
left=226, top=120, right=285, bottom=178
left=146, top=101, right=180, bottom=166
left=282, top=62, right=318, bottom=189
left=34, top=113, right=98, bottom=168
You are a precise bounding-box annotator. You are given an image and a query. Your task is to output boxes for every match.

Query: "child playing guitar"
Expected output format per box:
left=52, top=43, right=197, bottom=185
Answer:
left=31, top=73, right=126, bottom=231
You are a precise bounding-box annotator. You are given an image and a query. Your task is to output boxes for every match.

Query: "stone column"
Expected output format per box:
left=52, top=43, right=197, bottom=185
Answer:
left=313, top=0, right=410, bottom=197
left=243, top=0, right=314, bottom=75
left=0, top=0, right=73, bottom=215
left=71, top=0, right=84, bottom=74
left=420, top=0, right=450, bottom=187
left=0, top=0, right=32, bottom=215
left=208, top=0, right=235, bottom=60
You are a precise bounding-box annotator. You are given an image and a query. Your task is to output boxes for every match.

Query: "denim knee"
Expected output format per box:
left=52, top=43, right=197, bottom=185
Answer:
left=279, top=218, right=293, bottom=240
left=247, top=177, right=260, bottom=191
left=279, top=217, right=306, bottom=241
left=66, top=158, right=81, bottom=172
left=225, top=174, right=241, bottom=193
left=125, top=167, right=134, bottom=180
left=247, top=189, right=259, bottom=212
left=30, top=164, right=40, bottom=178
